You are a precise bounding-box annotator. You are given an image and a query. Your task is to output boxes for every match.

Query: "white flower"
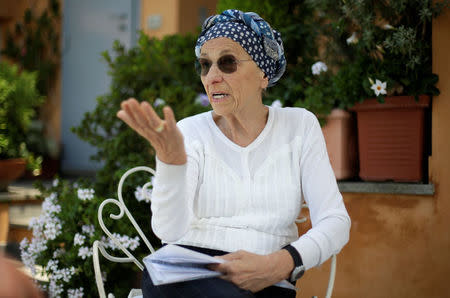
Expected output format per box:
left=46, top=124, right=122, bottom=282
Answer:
left=382, top=24, right=394, bottom=30
left=135, top=186, right=152, bottom=203
left=311, top=61, right=328, bottom=75
left=48, top=280, right=64, bottom=297
left=82, top=224, right=95, bottom=237
left=346, top=32, right=359, bottom=44
left=78, top=246, right=93, bottom=260
left=44, top=219, right=62, bottom=240
left=74, top=233, right=86, bottom=246
left=68, top=287, right=84, bottom=298
left=52, top=248, right=66, bottom=258
left=46, top=259, right=59, bottom=272
left=153, top=98, right=166, bottom=107
left=42, top=195, right=61, bottom=214
left=52, top=178, right=59, bottom=187
left=271, top=99, right=282, bottom=108
left=370, top=79, right=387, bottom=96
left=77, top=188, right=95, bottom=201
left=101, top=233, right=140, bottom=251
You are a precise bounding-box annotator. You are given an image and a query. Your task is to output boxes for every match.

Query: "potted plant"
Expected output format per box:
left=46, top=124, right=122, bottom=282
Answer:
left=310, top=0, right=448, bottom=182
left=0, top=61, right=43, bottom=191
left=1, top=0, right=62, bottom=179
left=302, top=60, right=359, bottom=180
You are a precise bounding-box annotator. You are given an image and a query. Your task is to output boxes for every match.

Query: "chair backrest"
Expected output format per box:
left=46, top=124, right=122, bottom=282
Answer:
left=93, top=166, right=337, bottom=298
left=93, top=166, right=157, bottom=298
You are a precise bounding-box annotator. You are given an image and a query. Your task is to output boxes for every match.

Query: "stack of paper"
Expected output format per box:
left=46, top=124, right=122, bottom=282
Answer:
left=143, top=244, right=224, bottom=285
left=143, top=244, right=296, bottom=291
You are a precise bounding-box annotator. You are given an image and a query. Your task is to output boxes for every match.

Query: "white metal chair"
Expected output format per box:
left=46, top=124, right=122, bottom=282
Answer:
left=92, top=166, right=337, bottom=298
left=295, top=207, right=337, bottom=298
left=93, top=166, right=156, bottom=298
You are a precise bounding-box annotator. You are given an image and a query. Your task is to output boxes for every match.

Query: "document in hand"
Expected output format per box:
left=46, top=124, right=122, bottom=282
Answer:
left=142, top=244, right=296, bottom=291
left=143, top=244, right=224, bottom=286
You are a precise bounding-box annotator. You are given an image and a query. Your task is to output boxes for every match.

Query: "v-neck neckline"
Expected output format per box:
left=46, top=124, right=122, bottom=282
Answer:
left=207, top=106, right=274, bottom=152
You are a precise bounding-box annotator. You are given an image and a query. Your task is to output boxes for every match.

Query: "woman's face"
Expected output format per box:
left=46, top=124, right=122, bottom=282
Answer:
left=199, top=37, right=268, bottom=117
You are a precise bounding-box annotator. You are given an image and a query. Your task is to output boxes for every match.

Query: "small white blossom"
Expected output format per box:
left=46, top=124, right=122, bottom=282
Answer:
left=270, top=99, right=282, bottom=108
left=135, top=186, right=152, bottom=203
left=68, top=287, right=84, bottom=298
left=44, top=219, right=62, bottom=240
left=153, top=98, right=166, bottom=107
left=370, top=79, right=387, bottom=96
left=52, top=248, right=66, bottom=258
left=77, top=188, right=95, bottom=201
left=74, top=233, right=86, bottom=246
left=48, top=280, right=64, bottom=297
left=46, top=259, right=59, bottom=272
left=311, top=61, right=328, bottom=75
left=346, top=32, right=359, bottom=44
left=52, top=178, right=59, bottom=187
left=82, top=224, right=95, bottom=237
left=101, top=233, right=140, bottom=251
left=78, top=246, right=93, bottom=260
left=382, top=24, right=394, bottom=30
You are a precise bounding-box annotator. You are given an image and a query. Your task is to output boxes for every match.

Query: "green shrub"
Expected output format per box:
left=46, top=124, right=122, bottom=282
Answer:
left=0, top=61, right=43, bottom=172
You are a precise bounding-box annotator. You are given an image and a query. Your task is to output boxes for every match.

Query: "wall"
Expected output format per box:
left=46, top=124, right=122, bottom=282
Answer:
left=140, top=0, right=180, bottom=38
left=140, top=0, right=217, bottom=38
left=178, top=0, right=217, bottom=34
left=297, top=8, right=450, bottom=298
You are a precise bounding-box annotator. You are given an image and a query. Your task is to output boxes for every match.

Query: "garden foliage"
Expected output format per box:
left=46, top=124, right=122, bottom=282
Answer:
left=22, top=32, right=210, bottom=297
left=0, top=61, right=43, bottom=172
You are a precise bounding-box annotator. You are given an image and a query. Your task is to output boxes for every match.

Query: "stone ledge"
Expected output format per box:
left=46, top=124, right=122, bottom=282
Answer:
left=338, top=181, right=435, bottom=195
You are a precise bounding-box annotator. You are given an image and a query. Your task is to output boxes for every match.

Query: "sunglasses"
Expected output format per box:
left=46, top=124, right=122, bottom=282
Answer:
left=195, top=55, right=252, bottom=76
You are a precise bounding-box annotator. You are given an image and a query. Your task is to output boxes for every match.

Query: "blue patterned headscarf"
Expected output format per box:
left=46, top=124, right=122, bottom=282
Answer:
left=195, top=9, right=286, bottom=87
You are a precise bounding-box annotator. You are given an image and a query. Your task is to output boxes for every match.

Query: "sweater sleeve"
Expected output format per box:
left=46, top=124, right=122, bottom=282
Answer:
left=291, top=111, right=351, bottom=270
left=150, top=129, right=200, bottom=243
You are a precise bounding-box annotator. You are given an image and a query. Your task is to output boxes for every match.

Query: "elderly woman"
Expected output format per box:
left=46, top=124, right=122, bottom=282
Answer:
left=117, top=9, right=350, bottom=298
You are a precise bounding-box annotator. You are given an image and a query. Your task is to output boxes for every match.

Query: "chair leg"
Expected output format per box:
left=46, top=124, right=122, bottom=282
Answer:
left=325, top=255, right=337, bottom=298
left=93, top=241, right=107, bottom=298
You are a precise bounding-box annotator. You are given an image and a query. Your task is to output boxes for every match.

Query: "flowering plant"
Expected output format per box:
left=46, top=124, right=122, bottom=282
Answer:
left=309, top=0, right=449, bottom=104
left=20, top=177, right=153, bottom=297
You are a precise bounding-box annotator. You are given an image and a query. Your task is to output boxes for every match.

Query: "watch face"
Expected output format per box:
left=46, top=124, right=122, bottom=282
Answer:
left=291, top=265, right=305, bottom=281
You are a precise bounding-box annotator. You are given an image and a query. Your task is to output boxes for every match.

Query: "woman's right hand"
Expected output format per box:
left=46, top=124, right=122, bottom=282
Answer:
left=116, top=98, right=187, bottom=165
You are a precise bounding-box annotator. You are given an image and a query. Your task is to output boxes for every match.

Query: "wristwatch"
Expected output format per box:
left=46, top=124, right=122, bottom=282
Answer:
left=282, top=244, right=305, bottom=282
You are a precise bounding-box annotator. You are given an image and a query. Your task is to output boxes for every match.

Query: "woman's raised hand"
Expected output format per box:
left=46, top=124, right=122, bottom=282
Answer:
left=116, top=98, right=187, bottom=165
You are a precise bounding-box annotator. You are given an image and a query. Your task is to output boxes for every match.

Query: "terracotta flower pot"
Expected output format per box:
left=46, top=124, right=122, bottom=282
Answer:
left=0, top=158, right=26, bottom=192
left=321, top=109, right=358, bottom=180
left=351, top=95, right=430, bottom=182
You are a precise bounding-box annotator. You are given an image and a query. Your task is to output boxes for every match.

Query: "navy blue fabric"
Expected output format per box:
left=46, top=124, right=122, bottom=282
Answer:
left=195, top=9, right=286, bottom=87
left=141, top=245, right=296, bottom=298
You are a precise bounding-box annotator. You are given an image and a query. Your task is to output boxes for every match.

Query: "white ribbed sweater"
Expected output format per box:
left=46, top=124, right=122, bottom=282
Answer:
left=150, top=106, right=350, bottom=270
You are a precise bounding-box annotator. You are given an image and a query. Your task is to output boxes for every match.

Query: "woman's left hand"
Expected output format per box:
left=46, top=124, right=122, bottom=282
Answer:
left=210, top=249, right=294, bottom=292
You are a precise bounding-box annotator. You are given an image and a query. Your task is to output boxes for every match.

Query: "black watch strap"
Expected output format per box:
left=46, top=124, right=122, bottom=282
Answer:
left=283, top=244, right=305, bottom=281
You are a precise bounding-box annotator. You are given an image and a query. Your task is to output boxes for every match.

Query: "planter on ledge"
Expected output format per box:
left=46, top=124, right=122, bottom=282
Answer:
left=322, top=109, right=358, bottom=180
left=351, top=95, right=430, bottom=182
left=0, top=158, right=26, bottom=192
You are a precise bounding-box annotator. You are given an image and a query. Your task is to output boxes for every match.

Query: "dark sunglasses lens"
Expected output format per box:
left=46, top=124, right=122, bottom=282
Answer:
left=195, top=59, right=211, bottom=76
left=218, top=55, right=238, bottom=73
